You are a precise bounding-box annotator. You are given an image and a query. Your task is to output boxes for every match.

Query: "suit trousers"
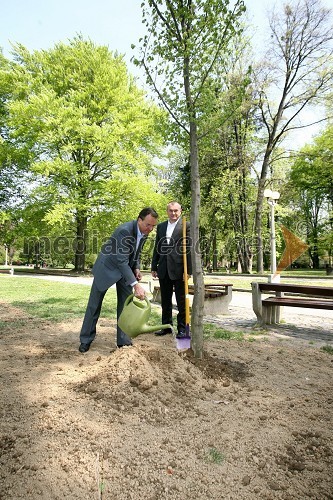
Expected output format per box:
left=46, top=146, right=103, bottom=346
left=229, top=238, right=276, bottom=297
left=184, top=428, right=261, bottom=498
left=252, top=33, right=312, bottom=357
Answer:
left=80, top=278, right=132, bottom=346
left=159, top=272, right=186, bottom=332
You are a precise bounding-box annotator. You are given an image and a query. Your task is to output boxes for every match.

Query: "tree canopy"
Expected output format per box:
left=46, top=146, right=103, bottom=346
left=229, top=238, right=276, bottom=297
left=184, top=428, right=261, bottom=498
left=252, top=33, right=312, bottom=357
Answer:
left=2, top=37, right=167, bottom=270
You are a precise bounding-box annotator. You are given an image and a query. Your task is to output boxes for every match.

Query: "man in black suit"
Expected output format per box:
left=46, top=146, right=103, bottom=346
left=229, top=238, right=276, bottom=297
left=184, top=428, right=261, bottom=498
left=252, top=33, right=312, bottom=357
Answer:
left=79, top=207, right=158, bottom=353
left=151, top=201, right=191, bottom=339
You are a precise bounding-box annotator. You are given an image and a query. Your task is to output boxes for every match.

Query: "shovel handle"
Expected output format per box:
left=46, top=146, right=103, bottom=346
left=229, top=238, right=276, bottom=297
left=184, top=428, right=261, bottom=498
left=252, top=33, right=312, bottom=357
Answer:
left=183, top=217, right=190, bottom=326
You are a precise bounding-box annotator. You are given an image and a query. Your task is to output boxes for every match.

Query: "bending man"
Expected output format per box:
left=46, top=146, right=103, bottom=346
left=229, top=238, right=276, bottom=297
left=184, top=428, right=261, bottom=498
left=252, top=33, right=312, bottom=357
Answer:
left=79, top=207, right=158, bottom=352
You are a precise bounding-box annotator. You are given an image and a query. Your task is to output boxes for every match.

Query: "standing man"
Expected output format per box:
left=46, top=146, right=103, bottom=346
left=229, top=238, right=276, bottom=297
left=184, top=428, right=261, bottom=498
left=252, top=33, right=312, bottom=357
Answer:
left=151, top=201, right=191, bottom=339
left=79, top=207, right=158, bottom=353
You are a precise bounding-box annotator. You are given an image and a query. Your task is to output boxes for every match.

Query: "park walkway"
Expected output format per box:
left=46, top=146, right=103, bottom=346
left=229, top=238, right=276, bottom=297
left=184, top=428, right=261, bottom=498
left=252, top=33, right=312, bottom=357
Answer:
left=205, top=289, right=333, bottom=346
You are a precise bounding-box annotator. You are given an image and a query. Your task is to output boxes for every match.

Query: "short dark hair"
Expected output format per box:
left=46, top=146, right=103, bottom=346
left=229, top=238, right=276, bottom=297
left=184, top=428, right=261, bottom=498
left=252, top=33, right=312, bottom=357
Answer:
left=138, top=207, right=158, bottom=220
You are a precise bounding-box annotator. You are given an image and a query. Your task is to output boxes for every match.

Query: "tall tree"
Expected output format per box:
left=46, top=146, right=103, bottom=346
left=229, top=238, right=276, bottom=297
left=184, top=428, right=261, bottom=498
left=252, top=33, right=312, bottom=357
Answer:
left=135, top=0, right=245, bottom=358
left=4, top=37, right=166, bottom=271
left=0, top=50, right=29, bottom=210
left=287, top=128, right=333, bottom=267
left=253, top=0, right=333, bottom=272
left=199, top=40, right=258, bottom=273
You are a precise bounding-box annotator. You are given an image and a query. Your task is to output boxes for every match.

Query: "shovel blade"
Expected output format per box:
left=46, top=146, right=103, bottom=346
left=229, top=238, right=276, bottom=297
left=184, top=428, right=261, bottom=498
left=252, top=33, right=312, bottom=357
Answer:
left=175, top=336, right=191, bottom=350
left=175, top=324, right=191, bottom=350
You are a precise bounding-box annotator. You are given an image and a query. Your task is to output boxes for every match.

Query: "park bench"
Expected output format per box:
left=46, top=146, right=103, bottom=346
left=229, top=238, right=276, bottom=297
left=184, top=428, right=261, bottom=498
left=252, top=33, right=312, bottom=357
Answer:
left=151, top=282, right=233, bottom=315
left=0, top=268, right=14, bottom=275
left=252, top=282, right=333, bottom=325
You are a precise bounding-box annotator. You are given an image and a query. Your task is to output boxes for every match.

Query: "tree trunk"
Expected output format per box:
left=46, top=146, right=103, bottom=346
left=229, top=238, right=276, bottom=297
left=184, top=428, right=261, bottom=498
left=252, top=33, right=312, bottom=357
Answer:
left=255, top=154, right=271, bottom=273
left=212, top=232, right=218, bottom=271
left=34, top=241, right=40, bottom=269
left=237, top=237, right=253, bottom=273
left=189, top=120, right=205, bottom=359
left=74, top=214, right=87, bottom=272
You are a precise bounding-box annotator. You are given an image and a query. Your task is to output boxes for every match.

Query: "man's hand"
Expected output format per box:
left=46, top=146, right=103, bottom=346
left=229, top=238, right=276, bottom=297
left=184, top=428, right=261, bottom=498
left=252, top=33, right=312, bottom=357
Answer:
left=133, top=283, right=146, bottom=300
left=134, top=269, right=142, bottom=281
left=151, top=271, right=158, bottom=278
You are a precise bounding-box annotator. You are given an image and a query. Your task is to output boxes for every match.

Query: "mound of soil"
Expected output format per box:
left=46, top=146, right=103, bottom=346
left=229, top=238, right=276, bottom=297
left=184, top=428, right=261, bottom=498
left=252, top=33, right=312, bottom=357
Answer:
left=0, top=301, right=332, bottom=499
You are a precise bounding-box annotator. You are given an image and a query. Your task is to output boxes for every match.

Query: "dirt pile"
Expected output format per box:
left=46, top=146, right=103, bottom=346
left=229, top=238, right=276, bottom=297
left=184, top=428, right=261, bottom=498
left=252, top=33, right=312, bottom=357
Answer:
left=0, top=301, right=332, bottom=499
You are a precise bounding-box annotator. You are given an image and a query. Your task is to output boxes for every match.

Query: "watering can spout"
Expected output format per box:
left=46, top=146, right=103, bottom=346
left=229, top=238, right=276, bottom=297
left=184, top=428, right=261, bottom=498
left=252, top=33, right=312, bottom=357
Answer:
left=118, top=294, right=172, bottom=338
left=140, top=324, right=172, bottom=334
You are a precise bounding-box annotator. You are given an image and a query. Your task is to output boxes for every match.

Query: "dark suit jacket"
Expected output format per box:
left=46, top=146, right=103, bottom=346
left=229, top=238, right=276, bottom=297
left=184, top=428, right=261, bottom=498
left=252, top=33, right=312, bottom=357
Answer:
left=151, top=217, right=192, bottom=280
left=92, top=220, right=146, bottom=291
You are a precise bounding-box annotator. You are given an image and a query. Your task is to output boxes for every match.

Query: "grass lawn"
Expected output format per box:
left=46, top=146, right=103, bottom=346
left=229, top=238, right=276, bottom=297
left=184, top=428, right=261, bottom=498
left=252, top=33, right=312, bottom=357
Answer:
left=0, top=275, right=247, bottom=341
left=0, top=275, right=117, bottom=322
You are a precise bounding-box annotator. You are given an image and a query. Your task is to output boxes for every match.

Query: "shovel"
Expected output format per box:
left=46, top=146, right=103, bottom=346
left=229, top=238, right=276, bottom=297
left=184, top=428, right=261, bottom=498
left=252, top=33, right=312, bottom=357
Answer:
left=175, top=216, right=191, bottom=350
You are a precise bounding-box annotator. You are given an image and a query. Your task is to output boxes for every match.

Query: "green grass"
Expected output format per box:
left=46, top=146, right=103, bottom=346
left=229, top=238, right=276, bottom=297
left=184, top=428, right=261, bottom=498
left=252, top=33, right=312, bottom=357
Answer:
left=0, top=276, right=247, bottom=341
left=206, top=447, right=225, bottom=465
left=203, top=323, right=244, bottom=341
left=321, top=345, right=333, bottom=355
left=0, top=275, right=117, bottom=322
left=0, top=277, right=208, bottom=338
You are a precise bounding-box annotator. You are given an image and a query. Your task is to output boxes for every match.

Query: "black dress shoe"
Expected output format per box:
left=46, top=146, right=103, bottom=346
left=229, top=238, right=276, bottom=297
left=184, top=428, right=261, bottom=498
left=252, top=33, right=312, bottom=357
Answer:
left=117, top=343, right=133, bottom=348
left=154, top=328, right=172, bottom=336
left=79, top=343, right=91, bottom=353
left=176, top=330, right=188, bottom=339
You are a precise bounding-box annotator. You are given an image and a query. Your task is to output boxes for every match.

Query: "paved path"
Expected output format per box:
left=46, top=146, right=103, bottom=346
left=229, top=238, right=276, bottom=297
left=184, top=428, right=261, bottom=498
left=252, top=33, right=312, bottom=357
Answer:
left=205, top=290, right=333, bottom=346
left=14, top=273, right=333, bottom=346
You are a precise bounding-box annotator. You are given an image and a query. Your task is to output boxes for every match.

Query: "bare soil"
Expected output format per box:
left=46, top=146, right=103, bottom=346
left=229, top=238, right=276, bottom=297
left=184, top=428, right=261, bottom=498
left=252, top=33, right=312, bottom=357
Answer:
left=0, top=300, right=332, bottom=500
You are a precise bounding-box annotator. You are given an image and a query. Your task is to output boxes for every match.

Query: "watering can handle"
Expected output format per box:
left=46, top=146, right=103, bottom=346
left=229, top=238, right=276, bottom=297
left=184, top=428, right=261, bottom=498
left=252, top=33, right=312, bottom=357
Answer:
left=123, top=293, right=150, bottom=308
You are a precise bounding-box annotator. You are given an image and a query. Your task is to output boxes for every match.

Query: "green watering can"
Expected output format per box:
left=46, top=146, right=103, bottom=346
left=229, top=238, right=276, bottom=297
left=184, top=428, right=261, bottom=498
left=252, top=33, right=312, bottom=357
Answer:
left=118, top=294, right=172, bottom=338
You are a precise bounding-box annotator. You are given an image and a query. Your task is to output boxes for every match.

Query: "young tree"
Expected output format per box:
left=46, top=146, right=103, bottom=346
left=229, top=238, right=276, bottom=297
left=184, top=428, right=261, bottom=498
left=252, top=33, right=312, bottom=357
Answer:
left=4, top=37, right=166, bottom=271
left=253, top=0, right=333, bottom=272
left=135, top=0, right=245, bottom=358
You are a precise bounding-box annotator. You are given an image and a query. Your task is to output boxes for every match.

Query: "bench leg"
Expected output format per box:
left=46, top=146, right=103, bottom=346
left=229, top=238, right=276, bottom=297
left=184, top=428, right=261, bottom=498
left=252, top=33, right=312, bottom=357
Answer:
left=152, top=288, right=161, bottom=303
left=220, top=290, right=232, bottom=314
left=271, top=305, right=280, bottom=324
left=262, top=305, right=269, bottom=324
left=252, top=282, right=263, bottom=324
left=203, top=295, right=230, bottom=315
left=263, top=304, right=281, bottom=324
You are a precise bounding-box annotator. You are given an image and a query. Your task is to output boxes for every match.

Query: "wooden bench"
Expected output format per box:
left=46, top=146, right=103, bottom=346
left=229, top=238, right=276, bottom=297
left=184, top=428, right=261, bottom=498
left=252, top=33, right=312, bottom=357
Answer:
left=151, top=283, right=233, bottom=315
left=252, top=282, right=333, bottom=325
left=0, top=268, right=14, bottom=275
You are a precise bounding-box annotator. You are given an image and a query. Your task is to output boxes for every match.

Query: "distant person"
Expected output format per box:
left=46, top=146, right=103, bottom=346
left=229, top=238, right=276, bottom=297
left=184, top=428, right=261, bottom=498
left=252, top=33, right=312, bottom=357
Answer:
left=151, top=201, right=191, bottom=339
left=79, top=207, right=158, bottom=353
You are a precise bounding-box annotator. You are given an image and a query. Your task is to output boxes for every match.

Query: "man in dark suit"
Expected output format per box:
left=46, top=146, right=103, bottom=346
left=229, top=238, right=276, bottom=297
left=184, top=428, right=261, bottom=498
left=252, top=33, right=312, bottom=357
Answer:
left=79, top=207, right=158, bottom=353
left=151, top=201, right=191, bottom=339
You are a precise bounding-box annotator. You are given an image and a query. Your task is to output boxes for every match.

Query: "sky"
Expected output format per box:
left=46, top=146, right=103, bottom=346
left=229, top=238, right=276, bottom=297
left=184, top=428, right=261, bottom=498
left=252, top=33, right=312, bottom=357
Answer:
left=0, top=0, right=272, bottom=80
left=0, top=0, right=331, bottom=144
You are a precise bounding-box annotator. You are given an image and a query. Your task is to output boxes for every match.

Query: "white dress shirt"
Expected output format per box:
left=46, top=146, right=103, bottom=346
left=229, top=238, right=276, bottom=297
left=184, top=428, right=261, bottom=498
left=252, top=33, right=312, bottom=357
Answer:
left=166, top=220, right=178, bottom=244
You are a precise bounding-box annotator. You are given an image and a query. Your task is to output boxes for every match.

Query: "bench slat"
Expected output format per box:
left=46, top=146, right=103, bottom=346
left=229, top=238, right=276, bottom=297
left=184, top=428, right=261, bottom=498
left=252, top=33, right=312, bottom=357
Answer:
left=263, top=297, right=333, bottom=310
left=258, top=283, right=333, bottom=298
left=188, top=283, right=233, bottom=289
left=188, top=288, right=226, bottom=295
